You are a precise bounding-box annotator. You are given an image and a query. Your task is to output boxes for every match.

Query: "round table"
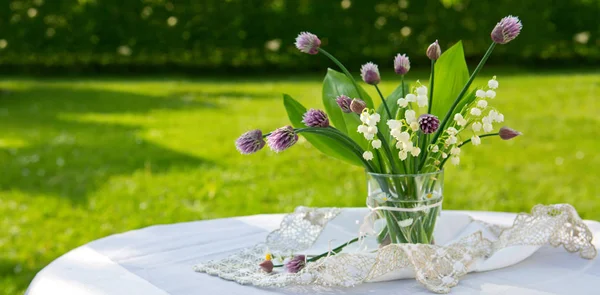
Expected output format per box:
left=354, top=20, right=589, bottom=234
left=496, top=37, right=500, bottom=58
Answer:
left=26, top=210, right=600, bottom=295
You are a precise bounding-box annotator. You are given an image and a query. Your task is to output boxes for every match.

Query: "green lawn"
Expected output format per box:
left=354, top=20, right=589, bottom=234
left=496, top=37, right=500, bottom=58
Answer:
left=0, top=70, right=599, bottom=294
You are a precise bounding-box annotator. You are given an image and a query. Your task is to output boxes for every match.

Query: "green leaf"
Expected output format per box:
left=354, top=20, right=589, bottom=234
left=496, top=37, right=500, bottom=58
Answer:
left=322, top=68, right=374, bottom=149
left=430, top=41, right=470, bottom=125
left=376, top=82, right=407, bottom=143
left=283, top=94, right=363, bottom=167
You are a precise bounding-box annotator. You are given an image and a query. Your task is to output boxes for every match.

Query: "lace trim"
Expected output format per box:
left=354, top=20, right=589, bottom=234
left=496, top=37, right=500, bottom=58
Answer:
left=194, top=204, right=596, bottom=293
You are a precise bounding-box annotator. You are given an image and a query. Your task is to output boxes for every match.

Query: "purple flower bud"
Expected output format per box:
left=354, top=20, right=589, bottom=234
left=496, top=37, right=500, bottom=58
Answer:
left=394, top=54, right=410, bottom=75
left=418, top=114, right=440, bottom=134
left=499, top=126, right=521, bottom=140
left=360, top=62, right=380, bottom=85
left=335, top=95, right=353, bottom=113
left=426, top=40, right=441, bottom=60
left=295, top=32, right=321, bottom=55
left=235, top=130, right=266, bottom=154
left=259, top=260, right=274, bottom=273
left=267, top=126, right=298, bottom=153
left=285, top=255, right=306, bottom=273
left=491, top=16, right=523, bottom=44
left=302, top=109, right=329, bottom=128
left=350, top=98, right=367, bottom=114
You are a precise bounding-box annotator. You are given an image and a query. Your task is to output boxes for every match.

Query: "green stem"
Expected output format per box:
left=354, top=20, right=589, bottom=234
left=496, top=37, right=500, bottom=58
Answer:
left=423, top=59, right=434, bottom=164
left=428, top=42, right=496, bottom=148
left=457, top=133, right=499, bottom=148
left=428, top=60, right=435, bottom=114
left=401, top=75, right=406, bottom=97
left=424, top=42, right=496, bottom=171
left=375, top=149, right=387, bottom=174
left=375, top=84, right=392, bottom=119
left=272, top=237, right=360, bottom=267
left=378, top=133, right=407, bottom=196
left=439, top=132, right=500, bottom=167
left=377, top=133, right=399, bottom=174
left=318, top=48, right=363, bottom=101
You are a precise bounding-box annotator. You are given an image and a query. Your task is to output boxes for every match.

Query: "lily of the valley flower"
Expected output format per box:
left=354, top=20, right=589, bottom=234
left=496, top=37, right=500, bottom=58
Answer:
left=445, top=135, right=458, bottom=145
left=476, top=90, right=486, bottom=98
left=477, top=100, right=488, bottom=109
left=451, top=156, right=460, bottom=166
left=415, top=85, right=428, bottom=107
left=450, top=147, right=461, bottom=156
left=488, top=77, right=499, bottom=89
left=404, top=109, right=420, bottom=131
left=398, top=218, right=414, bottom=227
left=453, top=113, right=467, bottom=126
left=363, top=151, right=374, bottom=161
left=357, top=111, right=380, bottom=141
left=470, top=108, right=482, bottom=116
left=411, top=147, right=421, bottom=157
left=405, top=110, right=417, bottom=124
left=397, top=97, right=409, bottom=108
left=371, top=139, right=382, bottom=149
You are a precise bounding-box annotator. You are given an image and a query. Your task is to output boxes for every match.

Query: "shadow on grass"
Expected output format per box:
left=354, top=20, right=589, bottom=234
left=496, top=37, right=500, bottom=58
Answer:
left=0, top=86, right=213, bottom=204
left=168, top=90, right=278, bottom=100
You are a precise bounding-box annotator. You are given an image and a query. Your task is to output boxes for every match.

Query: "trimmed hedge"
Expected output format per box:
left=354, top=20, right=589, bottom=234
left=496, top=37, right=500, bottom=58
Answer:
left=0, top=0, right=598, bottom=72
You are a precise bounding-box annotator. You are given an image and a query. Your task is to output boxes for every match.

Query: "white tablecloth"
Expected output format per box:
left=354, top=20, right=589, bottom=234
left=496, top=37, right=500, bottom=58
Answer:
left=26, top=210, right=600, bottom=295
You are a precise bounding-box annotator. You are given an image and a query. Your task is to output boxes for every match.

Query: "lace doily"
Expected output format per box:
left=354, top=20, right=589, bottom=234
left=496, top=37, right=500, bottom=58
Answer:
left=194, top=204, right=596, bottom=293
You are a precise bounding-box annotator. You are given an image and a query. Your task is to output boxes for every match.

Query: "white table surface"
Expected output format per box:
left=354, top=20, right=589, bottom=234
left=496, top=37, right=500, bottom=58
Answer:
left=26, top=210, right=600, bottom=295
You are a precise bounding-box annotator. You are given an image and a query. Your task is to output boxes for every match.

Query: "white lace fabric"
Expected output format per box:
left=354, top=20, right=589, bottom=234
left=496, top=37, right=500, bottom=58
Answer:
left=194, top=204, right=596, bottom=294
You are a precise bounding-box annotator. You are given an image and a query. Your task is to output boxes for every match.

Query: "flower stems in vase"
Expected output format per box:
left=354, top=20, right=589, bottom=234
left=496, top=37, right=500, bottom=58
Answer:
left=238, top=16, right=524, bottom=267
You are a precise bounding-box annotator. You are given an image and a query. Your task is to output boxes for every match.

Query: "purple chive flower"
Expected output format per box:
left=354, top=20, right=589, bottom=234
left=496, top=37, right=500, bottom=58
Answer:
left=350, top=98, right=367, bottom=114
left=360, top=62, right=380, bottom=85
left=267, top=126, right=298, bottom=153
left=418, top=114, right=440, bottom=134
left=235, top=130, right=266, bottom=154
left=491, top=16, right=523, bottom=44
left=426, top=40, right=441, bottom=60
left=394, top=54, right=410, bottom=75
left=285, top=255, right=306, bottom=273
left=259, top=260, right=274, bottom=273
left=295, top=32, right=321, bottom=55
left=302, top=109, right=329, bottom=128
left=499, top=126, right=522, bottom=140
left=336, top=95, right=353, bottom=113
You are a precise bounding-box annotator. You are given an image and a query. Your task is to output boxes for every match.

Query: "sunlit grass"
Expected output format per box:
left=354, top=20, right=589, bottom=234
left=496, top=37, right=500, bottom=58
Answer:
left=0, top=69, right=598, bottom=294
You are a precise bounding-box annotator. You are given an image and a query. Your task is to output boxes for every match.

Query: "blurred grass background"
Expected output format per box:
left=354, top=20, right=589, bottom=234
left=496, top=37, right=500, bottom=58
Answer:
left=0, top=0, right=599, bottom=294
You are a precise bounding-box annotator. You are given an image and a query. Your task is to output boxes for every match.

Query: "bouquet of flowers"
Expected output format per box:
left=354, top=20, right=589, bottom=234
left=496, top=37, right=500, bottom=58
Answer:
left=236, top=16, right=523, bottom=252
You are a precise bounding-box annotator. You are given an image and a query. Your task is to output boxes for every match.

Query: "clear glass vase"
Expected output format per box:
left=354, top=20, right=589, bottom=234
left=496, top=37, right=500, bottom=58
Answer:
left=366, top=170, right=444, bottom=245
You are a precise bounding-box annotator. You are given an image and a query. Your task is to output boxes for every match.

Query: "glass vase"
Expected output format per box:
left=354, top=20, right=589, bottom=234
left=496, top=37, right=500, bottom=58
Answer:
left=366, top=170, right=443, bottom=245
